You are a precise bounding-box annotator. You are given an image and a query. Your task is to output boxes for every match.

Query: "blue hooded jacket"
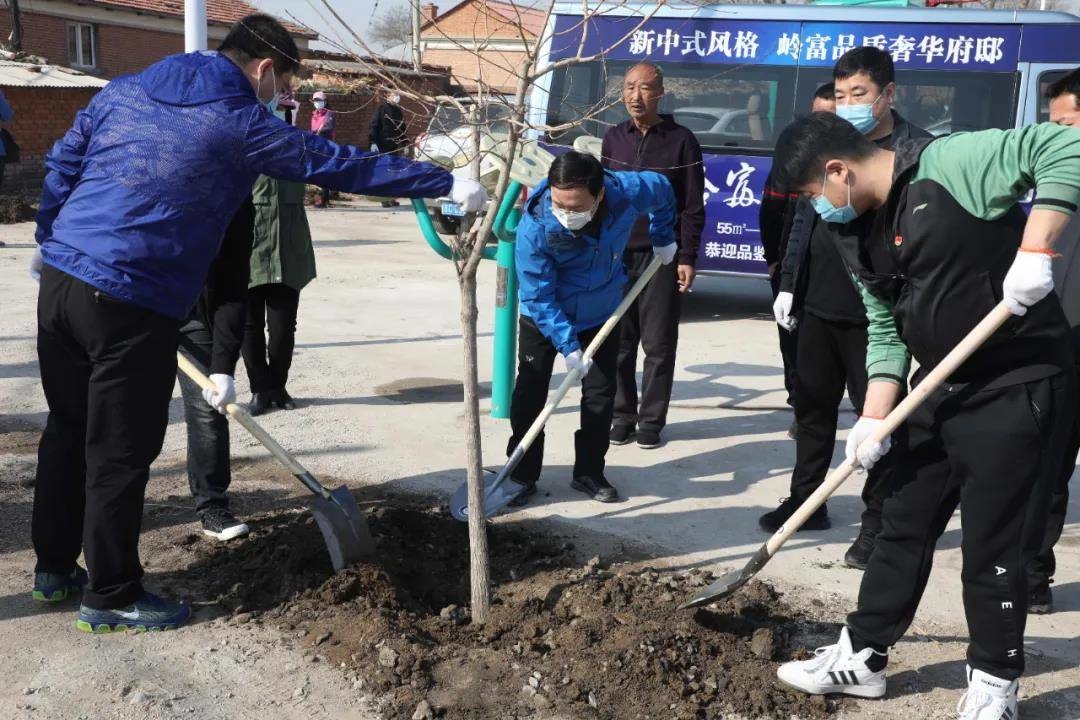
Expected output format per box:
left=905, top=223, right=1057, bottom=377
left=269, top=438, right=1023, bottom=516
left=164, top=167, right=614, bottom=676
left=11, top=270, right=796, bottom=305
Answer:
left=515, top=170, right=676, bottom=356
left=37, top=51, right=453, bottom=319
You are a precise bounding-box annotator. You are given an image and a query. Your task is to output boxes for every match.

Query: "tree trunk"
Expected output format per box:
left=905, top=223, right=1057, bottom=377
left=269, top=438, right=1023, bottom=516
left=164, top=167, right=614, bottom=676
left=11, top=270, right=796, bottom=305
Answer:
left=410, top=0, right=422, bottom=73
left=9, top=0, right=22, bottom=52
left=459, top=272, right=491, bottom=623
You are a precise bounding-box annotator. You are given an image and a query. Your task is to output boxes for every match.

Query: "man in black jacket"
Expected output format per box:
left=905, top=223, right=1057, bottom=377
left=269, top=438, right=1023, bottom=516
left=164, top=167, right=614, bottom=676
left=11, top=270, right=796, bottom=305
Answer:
left=369, top=90, right=408, bottom=208
left=762, top=48, right=930, bottom=572
left=176, top=199, right=255, bottom=541
left=602, top=61, right=705, bottom=450
left=760, top=82, right=835, bottom=435
left=1028, top=67, right=1080, bottom=613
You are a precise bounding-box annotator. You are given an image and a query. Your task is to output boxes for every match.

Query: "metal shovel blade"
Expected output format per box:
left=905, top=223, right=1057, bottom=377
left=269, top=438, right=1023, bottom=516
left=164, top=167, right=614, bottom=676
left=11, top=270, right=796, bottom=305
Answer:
left=307, top=483, right=376, bottom=571
left=679, top=545, right=771, bottom=610
left=449, top=468, right=523, bottom=521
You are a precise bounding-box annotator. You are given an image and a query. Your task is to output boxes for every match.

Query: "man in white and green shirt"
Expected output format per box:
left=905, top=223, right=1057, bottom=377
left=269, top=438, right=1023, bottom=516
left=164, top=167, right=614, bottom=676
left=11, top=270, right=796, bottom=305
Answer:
left=768, top=113, right=1080, bottom=720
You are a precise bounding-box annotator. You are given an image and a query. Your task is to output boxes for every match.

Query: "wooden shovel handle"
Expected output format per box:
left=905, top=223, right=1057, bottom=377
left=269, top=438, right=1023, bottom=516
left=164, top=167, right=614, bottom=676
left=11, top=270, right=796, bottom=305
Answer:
left=764, top=301, right=1014, bottom=555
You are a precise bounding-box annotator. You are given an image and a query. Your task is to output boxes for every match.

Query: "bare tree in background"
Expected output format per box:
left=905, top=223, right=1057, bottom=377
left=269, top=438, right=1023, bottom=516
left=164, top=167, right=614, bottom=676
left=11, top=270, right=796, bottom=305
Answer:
left=303, top=0, right=665, bottom=623
left=369, top=5, right=413, bottom=49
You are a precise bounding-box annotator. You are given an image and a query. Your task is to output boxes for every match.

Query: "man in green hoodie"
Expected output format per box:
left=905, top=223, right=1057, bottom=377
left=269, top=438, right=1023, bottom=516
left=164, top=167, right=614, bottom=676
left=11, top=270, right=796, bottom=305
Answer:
left=769, top=113, right=1080, bottom=719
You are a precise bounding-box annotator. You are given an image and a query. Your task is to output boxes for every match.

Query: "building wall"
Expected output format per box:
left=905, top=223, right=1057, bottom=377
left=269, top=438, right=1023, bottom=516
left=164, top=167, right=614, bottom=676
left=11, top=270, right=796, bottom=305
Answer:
left=0, top=86, right=102, bottom=194
left=421, top=1, right=534, bottom=93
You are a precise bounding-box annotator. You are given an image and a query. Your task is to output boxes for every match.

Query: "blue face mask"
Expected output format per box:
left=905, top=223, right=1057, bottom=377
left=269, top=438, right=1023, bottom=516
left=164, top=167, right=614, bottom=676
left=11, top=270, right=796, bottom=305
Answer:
left=812, top=172, right=859, bottom=224
left=261, top=67, right=279, bottom=113
left=836, top=94, right=882, bottom=134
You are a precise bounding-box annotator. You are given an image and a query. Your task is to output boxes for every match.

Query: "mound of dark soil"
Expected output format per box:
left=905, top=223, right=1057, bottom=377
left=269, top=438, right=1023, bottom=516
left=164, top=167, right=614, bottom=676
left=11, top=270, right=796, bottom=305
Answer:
left=0, top=195, right=35, bottom=224
left=161, top=502, right=844, bottom=720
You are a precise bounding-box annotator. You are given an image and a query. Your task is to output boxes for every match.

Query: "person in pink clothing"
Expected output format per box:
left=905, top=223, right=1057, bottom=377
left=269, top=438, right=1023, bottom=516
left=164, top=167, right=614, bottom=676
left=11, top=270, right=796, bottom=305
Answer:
left=310, top=90, right=336, bottom=208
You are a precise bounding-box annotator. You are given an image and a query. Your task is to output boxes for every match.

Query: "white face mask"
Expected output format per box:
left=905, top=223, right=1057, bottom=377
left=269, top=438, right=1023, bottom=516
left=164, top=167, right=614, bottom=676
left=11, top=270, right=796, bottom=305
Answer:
left=552, top=202, right=597, bottom=231
left=313, top=100, right=326, bottom=110
left=389, top=94, right=401, bottom=104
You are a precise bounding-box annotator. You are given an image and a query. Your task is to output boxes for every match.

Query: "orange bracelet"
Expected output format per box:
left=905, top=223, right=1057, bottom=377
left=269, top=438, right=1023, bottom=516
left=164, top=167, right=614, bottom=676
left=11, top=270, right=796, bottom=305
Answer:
left=1018, top=246, right=1061, bottom=257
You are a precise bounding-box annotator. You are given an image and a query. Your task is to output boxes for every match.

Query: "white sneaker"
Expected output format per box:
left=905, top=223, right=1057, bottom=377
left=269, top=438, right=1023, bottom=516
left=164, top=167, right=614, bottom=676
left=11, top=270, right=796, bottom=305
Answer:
left=776, top=626, right=887, bottom=699
left=956, top=666, right=1019, bottom=720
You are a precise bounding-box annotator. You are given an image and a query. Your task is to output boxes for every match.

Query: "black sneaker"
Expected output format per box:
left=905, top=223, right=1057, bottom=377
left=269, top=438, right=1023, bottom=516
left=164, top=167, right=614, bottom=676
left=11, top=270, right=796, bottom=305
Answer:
left=1028, top=583, right=1053, bottom=614
left=249, top=392, right=274, bottom=416
left=636, top=429, right=662, bottom=449
left=758, top=497, right=830, bottom=533
left=609, top=425, right=634, bottom=445
left=200, top=508, right=250, bottom=542
left=571, top=475, right=619, bottom=503
left=273, top=388, right=296, bottom=411
left=507, top=480, right=538, bottom=507
left=844, top=527, right=879, bottom=570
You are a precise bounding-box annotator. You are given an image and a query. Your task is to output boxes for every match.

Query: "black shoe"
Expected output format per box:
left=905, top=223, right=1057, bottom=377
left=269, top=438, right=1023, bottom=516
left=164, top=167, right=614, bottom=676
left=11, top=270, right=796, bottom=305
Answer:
left=200, top=508, right=250, bottom=542
left=273, top=388, right=296, bottom=410
left=1028, top=583, right=1053, bottom=614
left=571, top=475, right=619, bottom=503
left=843, top=527, right=879, bottom=570
left=758, top=497, right=830, bottom=533
left=507, top=480, right=537, bottom=507
left=609, top=424, right=634, bottom=446
left=249, top=392, right=274, bottom=416
left=381, top=200, right=394, bottom=208
left=636, top=429, right=662, bottom=449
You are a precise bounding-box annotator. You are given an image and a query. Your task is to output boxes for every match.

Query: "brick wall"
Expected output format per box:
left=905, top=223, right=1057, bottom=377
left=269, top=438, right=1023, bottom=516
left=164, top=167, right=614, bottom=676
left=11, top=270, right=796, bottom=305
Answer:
left=0, top=86, right=101, bottom=194
left=0, top=11, right=184, bottom=78
left=420, top=1, right=533, bottom=93
left=421, top=47, right=528, bottom=94
left=292, top=78, right=449, bottom=151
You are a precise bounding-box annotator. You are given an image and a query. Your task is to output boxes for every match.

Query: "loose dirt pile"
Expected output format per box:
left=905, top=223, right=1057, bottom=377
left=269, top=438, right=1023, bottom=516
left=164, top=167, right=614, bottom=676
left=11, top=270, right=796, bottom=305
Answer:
left=160, top=501, right=847, bottom=720
left=0, top=195, right=36, bottom=224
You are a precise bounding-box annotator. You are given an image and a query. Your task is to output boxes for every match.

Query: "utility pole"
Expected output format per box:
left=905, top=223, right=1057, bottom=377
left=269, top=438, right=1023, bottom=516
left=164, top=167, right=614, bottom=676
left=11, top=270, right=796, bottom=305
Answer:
left=411, top=0, right=422, bottom=73
left=8, top=0, right=22, bottom=52
left=185, top=0, right=207, bottom=52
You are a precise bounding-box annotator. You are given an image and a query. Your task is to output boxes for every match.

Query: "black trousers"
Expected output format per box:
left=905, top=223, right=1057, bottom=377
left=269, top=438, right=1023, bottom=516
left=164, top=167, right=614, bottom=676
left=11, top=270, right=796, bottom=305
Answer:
left=791, top=310, right=896, bottom=532
left=614, top=251, right=682, bottom=433
left=1028, top=365, right=1078, bottom=589
left=508, top=317, right=619, bottom=485
left=769, top=273, right=799, bottom=407
left=848, top=373, right=1075, bottom=679
left=33, top=265, right=180, bottom=609
left=177, top=319, right=232, bottom=514
left=242, top=284, right=300, bottom=394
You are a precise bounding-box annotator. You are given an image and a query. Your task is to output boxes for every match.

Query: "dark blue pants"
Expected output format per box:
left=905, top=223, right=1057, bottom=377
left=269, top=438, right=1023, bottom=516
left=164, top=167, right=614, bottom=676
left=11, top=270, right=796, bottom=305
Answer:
left=177, top=319, right=232, bottom=514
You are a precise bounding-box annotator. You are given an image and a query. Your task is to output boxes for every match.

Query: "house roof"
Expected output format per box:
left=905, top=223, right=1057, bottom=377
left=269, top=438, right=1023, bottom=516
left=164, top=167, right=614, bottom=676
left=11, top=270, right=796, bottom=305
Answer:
left=421, top=0, right=546, bottom=37
left=69, top=0, right=319, bottom=38
left=0, top=61, right=110, bottom=88
left=302, top=50, right=452, bottom=80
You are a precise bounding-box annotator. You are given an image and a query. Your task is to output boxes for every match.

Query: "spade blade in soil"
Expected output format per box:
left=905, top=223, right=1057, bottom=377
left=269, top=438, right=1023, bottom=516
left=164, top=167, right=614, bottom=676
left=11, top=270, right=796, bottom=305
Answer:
left=308, top=485, right=376, bottom=571
left=449, top=468, right=522, bottom=522
left=679, top=545, right=771, bottom=610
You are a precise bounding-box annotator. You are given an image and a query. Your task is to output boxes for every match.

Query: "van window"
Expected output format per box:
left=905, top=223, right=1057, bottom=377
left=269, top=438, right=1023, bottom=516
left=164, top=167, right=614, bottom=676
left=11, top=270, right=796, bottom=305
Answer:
left=1037, top=70, right=1068, bottom=124
left=546, top=60, right=797, bottom=151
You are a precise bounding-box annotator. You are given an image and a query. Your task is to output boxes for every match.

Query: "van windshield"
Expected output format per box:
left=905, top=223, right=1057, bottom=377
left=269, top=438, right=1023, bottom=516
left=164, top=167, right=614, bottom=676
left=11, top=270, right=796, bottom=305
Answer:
left=545, top=60, right=1018, bottom=149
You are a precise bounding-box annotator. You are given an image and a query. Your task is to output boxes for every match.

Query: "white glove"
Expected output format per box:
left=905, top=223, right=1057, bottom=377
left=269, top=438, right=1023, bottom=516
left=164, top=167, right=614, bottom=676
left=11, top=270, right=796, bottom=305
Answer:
left=562, top=350, right=593, bottom=378
left=773, top=291, right=796, bottom=332
left=202, top=374, right=236, bottom=415
left=1002, top=249, right=1054, bottom=317
left=450, top=177, right=489, bottom=213
left=654, top=242, right=678, bottom=266
left=29, top=246, right=43, bottom=283
left=370, top=144, right=378, bottom=153
left=845, top=416, right=892, bottom=470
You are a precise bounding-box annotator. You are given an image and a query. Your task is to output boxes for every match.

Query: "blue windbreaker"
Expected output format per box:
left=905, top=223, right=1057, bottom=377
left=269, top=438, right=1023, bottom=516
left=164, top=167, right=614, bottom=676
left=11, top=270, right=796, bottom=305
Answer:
left=37, top=51, right=453, bottom=319
left=515, top=170, right=676, bottom=356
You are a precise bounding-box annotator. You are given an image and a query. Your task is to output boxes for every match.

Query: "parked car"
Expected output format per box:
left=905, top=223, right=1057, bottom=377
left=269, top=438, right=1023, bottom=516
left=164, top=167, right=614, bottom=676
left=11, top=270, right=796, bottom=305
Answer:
left=672, top=106, right=769, bottom=146
left=415, top=100, right=512, bottom=234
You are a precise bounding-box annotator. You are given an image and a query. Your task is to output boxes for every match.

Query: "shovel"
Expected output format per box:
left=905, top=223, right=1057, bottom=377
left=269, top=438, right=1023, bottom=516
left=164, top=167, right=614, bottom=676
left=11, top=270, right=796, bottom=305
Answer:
left=449, top=254, right=665, bottom=521
left=176, top=354, right=376, bottom=570
left=681, top=301, right=1014, bottom=610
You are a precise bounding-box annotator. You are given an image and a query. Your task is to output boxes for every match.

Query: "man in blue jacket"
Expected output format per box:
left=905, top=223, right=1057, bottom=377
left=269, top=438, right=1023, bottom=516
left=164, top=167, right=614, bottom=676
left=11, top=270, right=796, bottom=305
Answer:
left=504, top=151, right=677, bottom=506
left=27, top=14, right=487, bottom=633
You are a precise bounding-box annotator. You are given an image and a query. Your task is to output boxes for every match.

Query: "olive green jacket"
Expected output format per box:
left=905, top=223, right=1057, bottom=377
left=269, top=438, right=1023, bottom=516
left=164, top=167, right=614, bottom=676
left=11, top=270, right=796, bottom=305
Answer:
left=250, top=176, right=317, bottom=291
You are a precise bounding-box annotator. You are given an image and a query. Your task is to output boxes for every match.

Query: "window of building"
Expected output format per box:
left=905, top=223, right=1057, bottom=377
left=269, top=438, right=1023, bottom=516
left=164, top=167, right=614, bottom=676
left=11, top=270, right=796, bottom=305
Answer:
left=67, top=23, right=97, bottom=68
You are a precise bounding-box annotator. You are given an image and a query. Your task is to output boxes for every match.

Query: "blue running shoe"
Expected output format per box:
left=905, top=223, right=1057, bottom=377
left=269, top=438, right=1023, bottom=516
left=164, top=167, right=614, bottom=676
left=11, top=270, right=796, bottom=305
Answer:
left=76, top=592, right=192, bottom=633
left=32, top=565, right=89, bottom=602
